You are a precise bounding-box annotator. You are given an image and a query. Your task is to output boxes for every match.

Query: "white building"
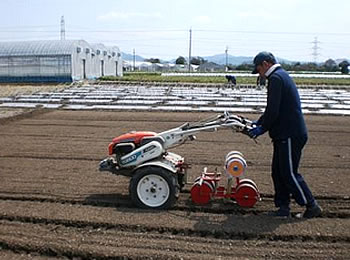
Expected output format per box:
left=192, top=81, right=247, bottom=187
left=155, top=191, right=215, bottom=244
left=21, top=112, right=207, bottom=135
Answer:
left=0, top=40, right=123, bottom=83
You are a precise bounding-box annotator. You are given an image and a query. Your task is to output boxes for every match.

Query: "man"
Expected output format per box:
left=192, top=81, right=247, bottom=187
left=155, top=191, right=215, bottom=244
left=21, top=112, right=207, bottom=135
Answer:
left=249, top=51, right=322, bottom=218
left=225, top=75, right=237, bottom=85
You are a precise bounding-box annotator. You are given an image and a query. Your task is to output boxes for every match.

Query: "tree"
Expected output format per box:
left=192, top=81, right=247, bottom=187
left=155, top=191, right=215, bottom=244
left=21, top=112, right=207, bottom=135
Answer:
left=236, top=63, right=254, bottom=71
left=144, top=58, right=160, bottom=64
left=339, top=60, right=350, bottom=74
left=190, top=56, right=207, bottom=65
left=175, top=56, right=186, bottom=65
left=323, top=59, right=337, bottom=72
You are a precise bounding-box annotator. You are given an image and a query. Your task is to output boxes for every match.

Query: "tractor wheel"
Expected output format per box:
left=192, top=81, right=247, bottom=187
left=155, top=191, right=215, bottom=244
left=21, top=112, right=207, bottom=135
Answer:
left=129, top=166, right=179, bottom=209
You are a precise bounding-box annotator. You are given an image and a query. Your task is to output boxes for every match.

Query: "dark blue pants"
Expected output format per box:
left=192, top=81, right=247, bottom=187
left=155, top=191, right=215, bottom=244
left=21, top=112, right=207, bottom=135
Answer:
left=272, top=136, right=315, bottom=208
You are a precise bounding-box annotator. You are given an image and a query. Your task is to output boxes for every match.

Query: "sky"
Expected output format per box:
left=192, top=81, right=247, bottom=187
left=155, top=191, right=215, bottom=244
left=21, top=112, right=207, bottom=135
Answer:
left=0, top=0, right=349, bottom=62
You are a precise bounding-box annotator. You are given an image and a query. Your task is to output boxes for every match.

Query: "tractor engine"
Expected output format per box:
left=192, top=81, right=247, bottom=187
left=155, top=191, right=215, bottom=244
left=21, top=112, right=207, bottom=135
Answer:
left=108, top=131, right=157, bottom=159
left=100, top=131, right=167, bottom=175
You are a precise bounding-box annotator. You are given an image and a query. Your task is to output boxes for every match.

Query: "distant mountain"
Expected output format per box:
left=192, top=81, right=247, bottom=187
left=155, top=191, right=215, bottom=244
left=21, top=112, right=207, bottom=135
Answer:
left=203, top=54, right=252, bottom=65
left=335, top=58, right=350, bottom=65
left=121, top=52, right=144, bottom=62
left=167, top=54, right=252, bottom=65
left=203, top=53, right=294, bottom=65
left=121, top=51, right=295, bottom=65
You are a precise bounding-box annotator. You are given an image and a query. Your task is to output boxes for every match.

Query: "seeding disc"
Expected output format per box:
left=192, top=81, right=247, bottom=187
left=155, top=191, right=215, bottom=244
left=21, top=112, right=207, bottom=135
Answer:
left=204, top=179, right=216, bottom=192
left=194, top=176, right=201, bottom=183
left=225, top=151, right=247, bottom=178
left=225, top=157, right=246, bottom=177
left=190, top=181, right=214, bottom=205
left=225, top=151, right=244, bottom=161
left=238, top=178, right=259, bottom=192
left=193, top=177, right=216, bottom=191
left=235, top=183, right=259, bottom=208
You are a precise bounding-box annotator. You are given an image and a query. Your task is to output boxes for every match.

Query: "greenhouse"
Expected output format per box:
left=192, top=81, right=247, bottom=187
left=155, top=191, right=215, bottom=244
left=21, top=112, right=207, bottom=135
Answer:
left=0, top=40, right=123, bottom=83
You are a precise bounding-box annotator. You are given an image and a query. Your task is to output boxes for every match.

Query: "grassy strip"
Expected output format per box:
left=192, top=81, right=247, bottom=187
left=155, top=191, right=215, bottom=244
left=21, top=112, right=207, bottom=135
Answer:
left=100, top=73, right=350, bottom=86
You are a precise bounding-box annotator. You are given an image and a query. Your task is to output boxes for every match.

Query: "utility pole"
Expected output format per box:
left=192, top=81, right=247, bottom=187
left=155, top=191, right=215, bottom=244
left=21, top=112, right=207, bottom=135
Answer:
left=225, top=46, right=228, bottom=72
left=188, top=28, right=192, bottom=72
left=60, top=16, right=65, bottom=40
left=133, top=48, right=136, bottom=71
left=311, top=37, right=321, bottom=63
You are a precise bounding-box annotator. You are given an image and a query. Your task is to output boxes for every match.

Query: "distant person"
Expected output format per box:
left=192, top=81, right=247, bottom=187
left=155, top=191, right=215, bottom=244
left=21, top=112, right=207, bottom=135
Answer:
left=248, top=51, right=322, bottom=218
left=225, top=75, right=236, bottom=85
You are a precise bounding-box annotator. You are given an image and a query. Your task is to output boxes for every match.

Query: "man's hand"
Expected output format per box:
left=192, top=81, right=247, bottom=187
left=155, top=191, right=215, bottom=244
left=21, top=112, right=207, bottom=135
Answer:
left=248, top=126, right=264, bottom=139
left=251, top=120, right=258, bottom=127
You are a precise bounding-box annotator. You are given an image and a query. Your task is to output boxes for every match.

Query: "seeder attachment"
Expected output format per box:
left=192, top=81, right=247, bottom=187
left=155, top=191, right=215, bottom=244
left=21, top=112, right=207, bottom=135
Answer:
left=190, top=151, right=260, bottom=208
left=190, top=167, right=220, bottom=205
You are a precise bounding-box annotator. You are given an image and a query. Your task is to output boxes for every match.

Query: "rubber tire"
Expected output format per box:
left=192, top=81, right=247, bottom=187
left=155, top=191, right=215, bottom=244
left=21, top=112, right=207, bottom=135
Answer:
left=129, top=166, right=179, bottom=209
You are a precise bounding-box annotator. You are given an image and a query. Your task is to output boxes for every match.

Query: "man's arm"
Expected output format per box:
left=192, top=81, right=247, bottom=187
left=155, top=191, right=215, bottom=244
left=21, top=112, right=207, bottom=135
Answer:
left=261, top=76, right=282, bottom=131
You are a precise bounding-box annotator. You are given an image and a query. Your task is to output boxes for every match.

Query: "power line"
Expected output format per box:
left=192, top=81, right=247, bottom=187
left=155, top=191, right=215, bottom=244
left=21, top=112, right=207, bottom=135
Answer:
left=1, top=26, right=350, bottom=36
left=195, top=29, right=350, bottom=36
left=0, top=23, right=347, bottom=61
left=0, top=25, right=57, bottom=29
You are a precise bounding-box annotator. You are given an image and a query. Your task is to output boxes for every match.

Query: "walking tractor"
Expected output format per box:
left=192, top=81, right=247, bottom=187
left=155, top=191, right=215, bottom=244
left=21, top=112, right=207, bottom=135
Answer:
left=99, top=112, right=260, bottom=209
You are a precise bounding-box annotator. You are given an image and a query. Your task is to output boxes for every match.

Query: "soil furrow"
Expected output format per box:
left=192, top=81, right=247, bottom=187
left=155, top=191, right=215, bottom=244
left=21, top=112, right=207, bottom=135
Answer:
left=1, top=220, right=348, bottom=260
left=0, top=194, right=349, bottom=218
left=0, top=155, right=98, bottom=162
left=0, top=108, right=51, bottom=125
left=0, top=249, right=62, bottom=260
left=0, top=109, right=349, bottom=258
left=1, top=214, right=350, bottom=244
left=0, top=201, right=350, bottom=246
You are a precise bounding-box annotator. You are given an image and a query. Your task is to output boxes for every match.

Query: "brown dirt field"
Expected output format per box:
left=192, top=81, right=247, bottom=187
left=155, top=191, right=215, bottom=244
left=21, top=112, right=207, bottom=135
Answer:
left=0, top=84, right=71, bottom=98
left=0, top=108, right=32, bottom=120
left=0, top=109, right=349, bottom=259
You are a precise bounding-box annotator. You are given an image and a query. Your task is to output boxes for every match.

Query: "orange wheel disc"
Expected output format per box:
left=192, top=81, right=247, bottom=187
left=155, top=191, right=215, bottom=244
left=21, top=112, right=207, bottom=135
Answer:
left=225, top=158, right=246, bottom=177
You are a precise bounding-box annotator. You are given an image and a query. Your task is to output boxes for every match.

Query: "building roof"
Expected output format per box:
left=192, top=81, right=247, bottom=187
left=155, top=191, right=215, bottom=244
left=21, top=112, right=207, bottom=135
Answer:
left=0, top=40, right=90, bottom=57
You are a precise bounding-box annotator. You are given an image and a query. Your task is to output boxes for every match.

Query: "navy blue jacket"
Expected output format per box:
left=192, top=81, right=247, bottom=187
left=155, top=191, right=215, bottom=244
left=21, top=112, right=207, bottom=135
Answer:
left=257, top=67, right=307, bottom=140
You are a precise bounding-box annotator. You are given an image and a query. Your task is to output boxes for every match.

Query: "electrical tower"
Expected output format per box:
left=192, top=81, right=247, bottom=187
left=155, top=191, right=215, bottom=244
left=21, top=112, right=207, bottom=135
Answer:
left=60, top=16, right=65, bottom=40
left=311, top=37, right=321, bottom=63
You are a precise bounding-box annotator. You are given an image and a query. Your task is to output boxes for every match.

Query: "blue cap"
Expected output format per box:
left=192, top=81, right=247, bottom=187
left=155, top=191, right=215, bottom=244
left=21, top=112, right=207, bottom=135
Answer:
left=252, top=52, right=277, bottom=74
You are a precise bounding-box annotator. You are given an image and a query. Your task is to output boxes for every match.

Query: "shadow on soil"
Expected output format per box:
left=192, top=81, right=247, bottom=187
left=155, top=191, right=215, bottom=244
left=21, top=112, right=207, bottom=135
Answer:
left=85, top=193, right=305, bottom=238
left=189, top=212, right=304, bottom=238
left=181, top=199, right=306, bottom=238
left=85, top=192, right=181, bottom=215
left=84, top=193, right=131, bottom=207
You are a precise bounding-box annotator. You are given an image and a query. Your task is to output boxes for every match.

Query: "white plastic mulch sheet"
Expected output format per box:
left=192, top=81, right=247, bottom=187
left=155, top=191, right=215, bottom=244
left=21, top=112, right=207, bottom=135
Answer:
left=0, top=84, right=349, bottom=115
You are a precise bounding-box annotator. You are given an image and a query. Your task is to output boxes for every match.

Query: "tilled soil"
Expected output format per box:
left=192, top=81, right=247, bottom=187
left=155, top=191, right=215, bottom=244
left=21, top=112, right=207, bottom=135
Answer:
left=0, top=109, right=349, bottom=259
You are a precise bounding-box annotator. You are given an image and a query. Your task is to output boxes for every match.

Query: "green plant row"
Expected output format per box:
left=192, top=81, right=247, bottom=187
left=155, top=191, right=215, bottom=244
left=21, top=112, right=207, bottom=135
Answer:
left=100, top=73, right=350, bottom=86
